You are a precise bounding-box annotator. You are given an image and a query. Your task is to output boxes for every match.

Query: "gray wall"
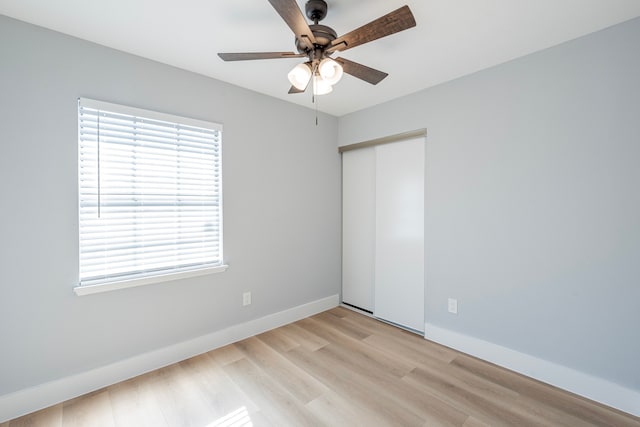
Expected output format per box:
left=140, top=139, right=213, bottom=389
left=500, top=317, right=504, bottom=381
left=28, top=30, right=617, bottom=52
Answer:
left=0, top=15, right=341, bottom=395
left=339, top=18, right=640, bottom=390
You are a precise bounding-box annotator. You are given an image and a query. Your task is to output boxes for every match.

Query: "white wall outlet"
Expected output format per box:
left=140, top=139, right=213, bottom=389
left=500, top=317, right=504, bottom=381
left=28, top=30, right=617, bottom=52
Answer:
left=242, top=291, right=251, bottom=306
left=448, top=298, right=458, bottom=314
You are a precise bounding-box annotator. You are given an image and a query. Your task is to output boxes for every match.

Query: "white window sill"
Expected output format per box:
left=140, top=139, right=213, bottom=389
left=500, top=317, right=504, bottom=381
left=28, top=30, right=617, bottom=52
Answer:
left=74, top=265, right=229, bottom=296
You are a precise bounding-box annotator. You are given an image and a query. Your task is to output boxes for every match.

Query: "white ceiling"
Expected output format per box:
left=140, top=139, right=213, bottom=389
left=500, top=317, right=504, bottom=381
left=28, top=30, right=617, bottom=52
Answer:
left=2, top=0, right=640, bottom=116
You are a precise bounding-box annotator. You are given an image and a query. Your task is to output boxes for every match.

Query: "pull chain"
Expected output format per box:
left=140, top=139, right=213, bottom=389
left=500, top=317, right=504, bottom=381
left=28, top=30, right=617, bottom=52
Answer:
left=311, top=63, right=319, bottom=126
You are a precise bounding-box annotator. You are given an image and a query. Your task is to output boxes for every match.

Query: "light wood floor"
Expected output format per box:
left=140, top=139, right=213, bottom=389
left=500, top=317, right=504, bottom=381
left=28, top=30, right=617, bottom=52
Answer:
left=4, top=307, right=639, bottom=426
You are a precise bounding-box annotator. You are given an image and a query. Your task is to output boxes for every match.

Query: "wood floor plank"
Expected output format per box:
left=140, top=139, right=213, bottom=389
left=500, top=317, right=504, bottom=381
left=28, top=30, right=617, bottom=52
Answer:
left=277, top=322, right=329, bottom=351
left=311, top=310, right=372, bottom=340
left=364, top=330, right=457, bottom=366
left=295, top=316, right=416, bottom=377
left=179, top=353, right=261, bottom=419
left=512, top=394, right=601, bottom=427
left=305, top=391, right=383, bottom=426
left=337, top=306, right=459, bottom=363
left=142, top=363, right=218, bottom=427
left=256, top=327, right=300, bottom=352
left=5, top=308, right=639, bottom=426
left=7, top=404, right=62, bottom=427
left=441, top=362, right=520, bottom=401
left=204, top=343, right=245, bottom=366
left=234, top=336, right=329, bottom=404
left=292, top=315, right=468, bottom=425
left=203, top=405, right=270, bottom=427
left=241, top=410, right=274, bottom=427
left=222, top=357, right=321, bottom=427
left=62, top=390, right=115, bottom=427
left=107, top=376, right=168, bottom=427
left=282, top=345, right=426, bottom=426
left=450, top=353, right=640, bottom=427
left=405, top=364, right=563, bottom=427
left=335, top=306, right=434, bottom=346
left=315, top=342, right=469, bottom=426
left=462, top=416, right=492, bottom=427
left=334, top=306, right=423, bottom=340
left=325, top=306, right=349, bottom=318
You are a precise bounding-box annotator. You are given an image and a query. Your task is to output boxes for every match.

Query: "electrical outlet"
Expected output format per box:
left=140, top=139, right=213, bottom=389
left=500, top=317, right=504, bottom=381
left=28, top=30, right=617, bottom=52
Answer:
left=448, top=298, right=458, bottom=314
left=243, top=291, right=251, bottom=306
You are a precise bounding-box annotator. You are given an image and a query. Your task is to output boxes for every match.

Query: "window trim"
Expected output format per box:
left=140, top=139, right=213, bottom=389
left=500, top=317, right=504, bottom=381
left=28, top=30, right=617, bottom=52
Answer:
left=73, top=265, right=228, bottom=296
left=75, top=98, right=226, bottom=296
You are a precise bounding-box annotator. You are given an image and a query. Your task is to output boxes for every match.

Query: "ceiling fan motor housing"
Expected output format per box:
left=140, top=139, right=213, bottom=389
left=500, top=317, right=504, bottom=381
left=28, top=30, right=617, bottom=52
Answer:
left=295, top=24, right=337, bottom=56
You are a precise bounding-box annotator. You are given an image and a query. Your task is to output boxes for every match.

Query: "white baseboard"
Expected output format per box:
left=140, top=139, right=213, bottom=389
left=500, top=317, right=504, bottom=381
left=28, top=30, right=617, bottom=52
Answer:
left=424, top=322, right=640, bottom=417
left=0, top=294, right=339, bottom=423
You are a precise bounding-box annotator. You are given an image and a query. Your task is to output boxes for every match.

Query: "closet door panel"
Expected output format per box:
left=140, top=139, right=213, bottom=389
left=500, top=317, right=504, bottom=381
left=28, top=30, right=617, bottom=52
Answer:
left=374, top=138, right=425, bottom=332
left=342, top=148, right=376, bottom=312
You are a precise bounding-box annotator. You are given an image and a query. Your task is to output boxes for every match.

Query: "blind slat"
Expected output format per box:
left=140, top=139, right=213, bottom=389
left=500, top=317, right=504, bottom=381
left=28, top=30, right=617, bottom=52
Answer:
left=78, top=99, right=223, bottom=287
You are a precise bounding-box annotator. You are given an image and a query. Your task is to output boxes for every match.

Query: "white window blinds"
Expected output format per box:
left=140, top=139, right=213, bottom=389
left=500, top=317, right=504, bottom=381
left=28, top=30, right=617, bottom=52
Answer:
left=78, top=98, right=223, bottom=287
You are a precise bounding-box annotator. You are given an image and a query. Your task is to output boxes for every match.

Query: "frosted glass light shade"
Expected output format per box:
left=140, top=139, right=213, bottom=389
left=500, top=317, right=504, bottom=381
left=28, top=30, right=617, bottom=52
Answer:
left=288, top=63, right=312, bottom=90
left=313, top=75, right=333, bottom=95
left=318, top=58, right=343, bottom=85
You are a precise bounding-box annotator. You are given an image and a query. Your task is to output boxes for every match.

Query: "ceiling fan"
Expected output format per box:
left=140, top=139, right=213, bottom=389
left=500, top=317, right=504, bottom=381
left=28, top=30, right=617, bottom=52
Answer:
left=218, top=0, right=416, bottom=95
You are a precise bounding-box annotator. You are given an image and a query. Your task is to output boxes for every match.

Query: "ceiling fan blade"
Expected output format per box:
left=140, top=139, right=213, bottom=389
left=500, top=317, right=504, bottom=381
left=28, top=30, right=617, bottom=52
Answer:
left=334, top=57, right=388, bottom=85
left=268, top=0, right=317, bottom=50
left=218, top=52, right=305, bottom=61
left=328, top=5, right=416, bottom=53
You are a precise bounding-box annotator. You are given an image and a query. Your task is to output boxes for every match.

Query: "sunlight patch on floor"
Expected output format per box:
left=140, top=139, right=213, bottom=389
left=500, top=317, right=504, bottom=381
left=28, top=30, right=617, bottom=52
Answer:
left=205, top=406, right=253, bottom=427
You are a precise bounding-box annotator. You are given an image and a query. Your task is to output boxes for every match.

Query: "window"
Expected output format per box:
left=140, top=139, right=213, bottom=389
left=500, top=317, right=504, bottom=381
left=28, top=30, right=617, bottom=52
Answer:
left=76, top=98, right=225, bottom=295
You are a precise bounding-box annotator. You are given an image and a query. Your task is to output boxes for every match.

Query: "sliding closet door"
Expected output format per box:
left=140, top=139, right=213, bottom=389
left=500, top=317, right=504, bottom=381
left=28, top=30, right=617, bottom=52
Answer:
left=342, top=148, right=375, bottom=312
left=374, top=138, right=425, bottom=332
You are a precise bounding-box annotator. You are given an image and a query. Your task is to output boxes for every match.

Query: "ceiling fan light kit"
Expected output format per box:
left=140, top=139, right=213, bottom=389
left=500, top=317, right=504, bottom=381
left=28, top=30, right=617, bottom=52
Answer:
left=318, top=57, right=343, bottom=85
left=313, top=74, right=333, bottom=95
left=288, top=62, right=313, bottom=90
left=218, top=0, right=417, bottom=97
left=287, top=57, right=343, bottom=95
